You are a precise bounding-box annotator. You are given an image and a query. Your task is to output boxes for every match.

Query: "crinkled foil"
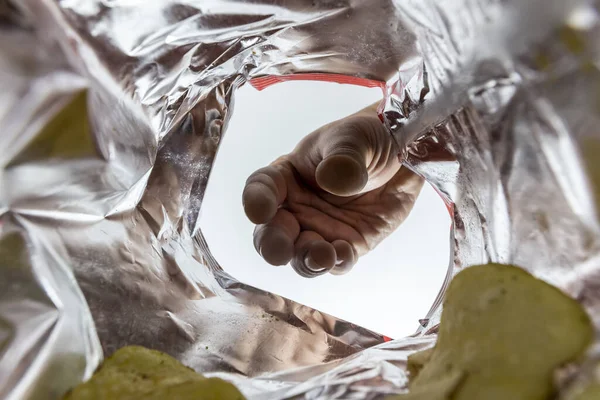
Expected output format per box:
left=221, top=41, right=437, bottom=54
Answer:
left=1, top=0, right=600, bottom=399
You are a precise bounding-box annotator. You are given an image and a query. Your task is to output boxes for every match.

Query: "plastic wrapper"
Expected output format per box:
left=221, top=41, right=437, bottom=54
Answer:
left=1, top=0, right=600, bottom=399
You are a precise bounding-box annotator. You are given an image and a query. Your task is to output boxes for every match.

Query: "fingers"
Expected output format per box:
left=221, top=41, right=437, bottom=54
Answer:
left=243, top=166, right=287, bottom=224
left=243, top=163, right=357, bottom=275
left=290, top=231, right=335, bottom=277
left=288, top=232, right=357, bottom=278
left=330, top=240, right=356, bottom=275
left=253, top=209, right=299, bottom=266
left=254, top=218, right=359, bottom=276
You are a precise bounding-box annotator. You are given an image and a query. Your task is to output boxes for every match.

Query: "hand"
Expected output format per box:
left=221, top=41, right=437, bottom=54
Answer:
left=242, top=103, right=424, bottom=277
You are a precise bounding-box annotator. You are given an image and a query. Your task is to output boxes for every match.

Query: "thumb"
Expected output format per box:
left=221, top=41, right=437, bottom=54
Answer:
left=316, top=153, right=368, bottom=197
left=314, top=120, right=372, bottom=197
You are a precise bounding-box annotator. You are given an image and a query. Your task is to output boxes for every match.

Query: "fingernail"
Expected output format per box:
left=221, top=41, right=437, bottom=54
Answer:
left=304, top=252, right=332, bottom=273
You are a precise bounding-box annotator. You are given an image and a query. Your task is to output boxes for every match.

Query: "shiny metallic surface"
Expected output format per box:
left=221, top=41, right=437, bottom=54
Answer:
left=396, top=0, right=600, bottom=334
left=2, top=0, right=600, bottom=399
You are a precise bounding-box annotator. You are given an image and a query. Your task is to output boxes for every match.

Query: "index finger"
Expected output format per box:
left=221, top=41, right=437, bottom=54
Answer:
left=242, top=164, right=287, bottom=225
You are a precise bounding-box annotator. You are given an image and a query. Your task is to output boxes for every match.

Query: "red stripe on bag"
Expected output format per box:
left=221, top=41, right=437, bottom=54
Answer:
left=249, top=73, right=386, bottom=91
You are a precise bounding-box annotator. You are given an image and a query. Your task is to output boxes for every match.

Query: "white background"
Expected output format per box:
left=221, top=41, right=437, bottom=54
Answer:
left=201, top=81, right=450, bottom=339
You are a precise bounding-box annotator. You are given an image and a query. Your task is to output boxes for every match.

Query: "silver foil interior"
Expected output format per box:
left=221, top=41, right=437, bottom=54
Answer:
left=1, top=0, right=600, bottom=399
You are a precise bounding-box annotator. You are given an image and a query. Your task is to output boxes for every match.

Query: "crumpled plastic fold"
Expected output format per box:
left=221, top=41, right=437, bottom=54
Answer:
left=1, top=0, right=599, bottom=399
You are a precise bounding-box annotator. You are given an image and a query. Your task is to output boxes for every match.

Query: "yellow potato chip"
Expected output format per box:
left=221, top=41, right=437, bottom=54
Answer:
left=392, top=264, right=593, bottom=400
left=63, top=346, right=245, bottom=400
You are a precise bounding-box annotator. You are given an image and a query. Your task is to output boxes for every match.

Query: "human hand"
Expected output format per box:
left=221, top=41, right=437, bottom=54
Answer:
left=242, top=103, right=424, bottom=277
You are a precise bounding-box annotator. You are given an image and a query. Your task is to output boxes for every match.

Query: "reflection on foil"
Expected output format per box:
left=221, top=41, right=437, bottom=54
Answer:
left=1, top=0, right=600, bottom=399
